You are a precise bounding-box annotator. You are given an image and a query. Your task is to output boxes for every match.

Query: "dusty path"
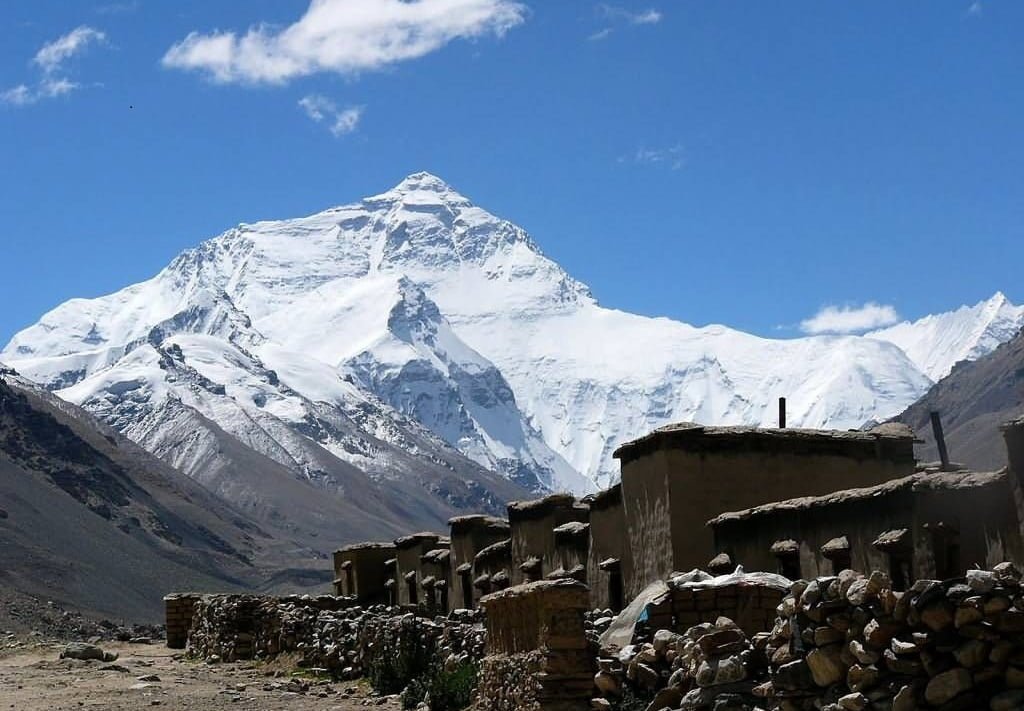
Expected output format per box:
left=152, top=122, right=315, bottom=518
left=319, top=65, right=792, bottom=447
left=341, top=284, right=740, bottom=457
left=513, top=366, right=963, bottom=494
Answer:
left=0, top=641, right=402, bottom=711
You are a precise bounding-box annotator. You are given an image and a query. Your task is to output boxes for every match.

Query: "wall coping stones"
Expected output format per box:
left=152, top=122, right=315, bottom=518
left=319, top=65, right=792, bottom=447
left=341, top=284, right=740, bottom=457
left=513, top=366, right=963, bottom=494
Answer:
left=614, top=421, right=917, bottom=465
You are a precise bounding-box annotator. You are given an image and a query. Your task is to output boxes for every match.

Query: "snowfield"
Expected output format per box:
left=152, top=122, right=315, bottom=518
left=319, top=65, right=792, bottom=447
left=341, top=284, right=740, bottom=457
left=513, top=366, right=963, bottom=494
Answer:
left=3, top=172, right=1022, bottom=492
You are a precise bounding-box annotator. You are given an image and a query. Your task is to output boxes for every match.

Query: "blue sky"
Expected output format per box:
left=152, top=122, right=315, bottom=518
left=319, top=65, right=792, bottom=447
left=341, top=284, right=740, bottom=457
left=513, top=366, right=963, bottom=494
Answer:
left=1, top=1, right=1021, bottom=343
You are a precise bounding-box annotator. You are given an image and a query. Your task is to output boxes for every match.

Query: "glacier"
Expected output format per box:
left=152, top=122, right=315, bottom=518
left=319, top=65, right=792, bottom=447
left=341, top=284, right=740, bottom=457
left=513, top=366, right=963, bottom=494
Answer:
left=3, top=172, right=1021, bottom=493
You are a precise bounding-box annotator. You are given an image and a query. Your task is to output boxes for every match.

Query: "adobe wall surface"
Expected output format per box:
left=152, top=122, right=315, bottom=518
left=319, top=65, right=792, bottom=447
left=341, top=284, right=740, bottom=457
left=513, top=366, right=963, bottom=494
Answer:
left=553, top=522, right=589, bottom=580
left=619, top=449, right=673, bottom=600
left=509, top=500, right=588, bottom=586
left=474, top=538, right=512, bottom=597
left=712, top=472, right=1023, bottom=586
left=394, top=535, right=440, bottom=607
left=620, top=435, right=915, bottom=595
left=587, top=487, right=630, bottom=611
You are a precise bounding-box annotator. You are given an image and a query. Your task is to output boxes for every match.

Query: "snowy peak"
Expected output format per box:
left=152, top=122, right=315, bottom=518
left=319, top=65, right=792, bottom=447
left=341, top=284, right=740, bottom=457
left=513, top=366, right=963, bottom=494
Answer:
left=867, top=292, right=1024, bottom=382
left=2, top=173, right=1021, bottom=495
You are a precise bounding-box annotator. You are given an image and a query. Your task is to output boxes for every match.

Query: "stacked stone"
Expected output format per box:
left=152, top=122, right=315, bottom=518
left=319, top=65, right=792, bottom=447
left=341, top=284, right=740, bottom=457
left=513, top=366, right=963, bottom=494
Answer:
left=435, top=608, right=486, bottom=671
left=585, top=608, right=617, bottom=648
left=594, top=619, right=768, bottom=711
left=763, top=563, right=1024, bottom=710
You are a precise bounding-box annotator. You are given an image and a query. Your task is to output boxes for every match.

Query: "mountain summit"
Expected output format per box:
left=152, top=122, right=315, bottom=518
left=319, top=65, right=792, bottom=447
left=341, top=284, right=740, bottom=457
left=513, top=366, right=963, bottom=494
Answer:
left=3, top=173, right=1022, bottom=493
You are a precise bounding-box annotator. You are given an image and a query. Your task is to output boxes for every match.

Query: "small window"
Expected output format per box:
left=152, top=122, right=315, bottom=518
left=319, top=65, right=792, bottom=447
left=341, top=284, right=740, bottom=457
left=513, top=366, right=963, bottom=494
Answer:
left=771, top=539, right=801, bottom=580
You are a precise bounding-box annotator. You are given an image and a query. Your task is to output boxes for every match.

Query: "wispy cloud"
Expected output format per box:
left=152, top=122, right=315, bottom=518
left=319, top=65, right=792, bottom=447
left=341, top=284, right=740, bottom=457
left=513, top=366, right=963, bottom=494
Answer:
left=620, top=144, right=684, bottom=170
left=299, top=95, right=364, bottom=137
left=966, top=1, right=983, bottom=16
left=34, top=26, right=107, bottom=74
left=95, top=1, right=140, bottom=14
left=599, top=4, right=662, bottom=25
left=163, top=0, right=527, bottom=85
left=800, top=302, right=901, bottom=335
left=590, top=4, right=661, bottom=41
left=2, top=26, right=106, bottom=107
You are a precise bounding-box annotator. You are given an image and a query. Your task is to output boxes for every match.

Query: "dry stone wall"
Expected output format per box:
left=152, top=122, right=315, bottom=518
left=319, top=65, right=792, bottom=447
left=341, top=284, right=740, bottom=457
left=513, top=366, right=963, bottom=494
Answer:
left=594, top=563, right=1024, bottom=711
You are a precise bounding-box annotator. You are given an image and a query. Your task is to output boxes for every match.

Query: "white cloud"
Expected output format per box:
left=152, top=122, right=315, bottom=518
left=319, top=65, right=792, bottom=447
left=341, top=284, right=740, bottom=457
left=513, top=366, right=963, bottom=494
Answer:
left=620, top=144, right=684, bottom=170
left=2, top=26, right=104, bottom=107
left=0, top=78, right=82, bottom=107
left=588, top=28, right=613, bottom=41
left=599, top=4, right=662, bottom=25
left=163, top=0, right=527, bottom=85
left=800, top=303, right=901, bottom=335
left=967, top=1, right=983, bottom=16
left=1, top=85, right=33, bottom=107
left=299, top=95, right=364, bottom=136
left=33, top=26, right=106, bottom=74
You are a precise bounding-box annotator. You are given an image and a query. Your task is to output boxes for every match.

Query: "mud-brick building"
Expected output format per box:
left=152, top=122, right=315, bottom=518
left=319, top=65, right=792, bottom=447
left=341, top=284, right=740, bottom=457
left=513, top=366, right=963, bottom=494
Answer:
left=614, top=422, right=917, bottom=599
left=585, top=483, right=633, bottom=613
left=710, top=418, right=1024, bottom=588
left=394, top=532, right=444, bottom=608
left=473, top=538, right=512, bottom=598
left=449, top=515, right=510, bottom=610
left=332, top=542, right=396, bottom=604
left=420, top=547, right=451, bottom=613
left=508, top=494, right=589, bottom=586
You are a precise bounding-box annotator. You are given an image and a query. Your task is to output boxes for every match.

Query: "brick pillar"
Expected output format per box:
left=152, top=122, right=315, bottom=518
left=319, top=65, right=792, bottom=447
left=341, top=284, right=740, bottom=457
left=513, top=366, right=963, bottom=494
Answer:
left=164, top=593, right=199, bottom=649
left=478, top=579, right=593, bottom=711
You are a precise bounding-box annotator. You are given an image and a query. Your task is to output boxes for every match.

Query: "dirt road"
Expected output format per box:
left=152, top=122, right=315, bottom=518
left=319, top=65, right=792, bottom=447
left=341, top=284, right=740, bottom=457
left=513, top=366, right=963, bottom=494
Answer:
left=0, top=641, right=402, bottom=711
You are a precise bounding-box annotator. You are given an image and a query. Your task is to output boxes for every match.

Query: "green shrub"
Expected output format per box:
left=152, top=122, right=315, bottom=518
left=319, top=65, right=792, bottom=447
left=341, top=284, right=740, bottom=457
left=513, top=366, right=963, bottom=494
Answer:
left=401, top=660, right=479, bottom=711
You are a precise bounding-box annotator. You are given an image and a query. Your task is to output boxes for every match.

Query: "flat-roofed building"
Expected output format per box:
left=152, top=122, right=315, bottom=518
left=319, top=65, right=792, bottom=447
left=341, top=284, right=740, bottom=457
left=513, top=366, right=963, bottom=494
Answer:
left=615, top=422, right=917, bottom=598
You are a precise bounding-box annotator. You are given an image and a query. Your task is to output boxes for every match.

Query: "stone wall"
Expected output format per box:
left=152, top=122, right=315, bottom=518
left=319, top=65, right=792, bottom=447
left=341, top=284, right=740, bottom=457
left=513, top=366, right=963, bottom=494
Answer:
left=479, top=579, right=593, bottom=711
left=594, top=563, right=1024, bottom=711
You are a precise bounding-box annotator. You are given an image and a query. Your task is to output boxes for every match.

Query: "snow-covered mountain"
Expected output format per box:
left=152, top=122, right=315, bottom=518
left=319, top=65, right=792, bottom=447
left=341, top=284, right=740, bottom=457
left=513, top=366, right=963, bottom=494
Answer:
left=867, top=292, right=1024, bottom=383
left=3, top=172, right=1020, bottom=492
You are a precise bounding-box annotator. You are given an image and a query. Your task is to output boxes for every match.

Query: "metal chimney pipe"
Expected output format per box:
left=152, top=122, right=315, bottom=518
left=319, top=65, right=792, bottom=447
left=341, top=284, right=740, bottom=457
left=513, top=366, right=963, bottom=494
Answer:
left=779, top=397, right=787, bottom=429
left=930, top=411, right=950, bottom=470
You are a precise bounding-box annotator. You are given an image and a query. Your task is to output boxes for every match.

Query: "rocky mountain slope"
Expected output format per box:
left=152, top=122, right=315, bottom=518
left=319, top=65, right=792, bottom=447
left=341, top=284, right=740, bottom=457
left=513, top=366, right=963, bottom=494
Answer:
left=0, top=365, right=261, bottom=620
left=894, top=325, right=1024, bottom=471
left=3, top=173, right=1021, bottom=492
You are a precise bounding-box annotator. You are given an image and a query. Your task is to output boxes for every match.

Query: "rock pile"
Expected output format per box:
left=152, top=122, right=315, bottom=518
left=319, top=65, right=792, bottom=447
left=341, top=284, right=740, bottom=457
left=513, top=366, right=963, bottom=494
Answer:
left=594, top=618, right=768, bottom=711
left=764, top=563, right=1024, bottom=710
left=594, top=564, right=1024, bottom=711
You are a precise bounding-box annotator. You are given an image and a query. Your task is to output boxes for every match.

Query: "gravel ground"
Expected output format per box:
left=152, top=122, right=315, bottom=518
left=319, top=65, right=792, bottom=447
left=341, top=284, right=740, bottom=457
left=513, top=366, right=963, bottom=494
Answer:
left=0, top=641, right=403, bottom=711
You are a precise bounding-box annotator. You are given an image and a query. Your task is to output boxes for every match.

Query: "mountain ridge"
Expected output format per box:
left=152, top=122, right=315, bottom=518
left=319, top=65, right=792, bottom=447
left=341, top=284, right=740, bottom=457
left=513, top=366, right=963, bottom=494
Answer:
left=3, top=172, right=1022, bottom=492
